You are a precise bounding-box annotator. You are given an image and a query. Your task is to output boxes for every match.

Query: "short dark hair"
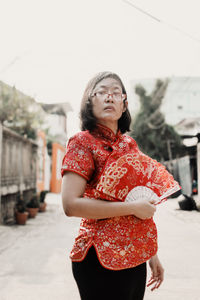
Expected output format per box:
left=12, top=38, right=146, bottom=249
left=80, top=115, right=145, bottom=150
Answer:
left=80, top=71, right=132, bottom=134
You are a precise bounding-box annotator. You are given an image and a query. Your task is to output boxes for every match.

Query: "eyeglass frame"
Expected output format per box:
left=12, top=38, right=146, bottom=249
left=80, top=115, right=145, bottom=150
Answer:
left=91, top=91, right=126, bottom=102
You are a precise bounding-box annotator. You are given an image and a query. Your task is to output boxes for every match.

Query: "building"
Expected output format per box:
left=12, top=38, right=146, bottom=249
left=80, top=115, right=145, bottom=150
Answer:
left=40, top=102, right=72, bottom=146
left=0, top=80, right=73, bottom=224
left=38, top=102, right=73, bottom=193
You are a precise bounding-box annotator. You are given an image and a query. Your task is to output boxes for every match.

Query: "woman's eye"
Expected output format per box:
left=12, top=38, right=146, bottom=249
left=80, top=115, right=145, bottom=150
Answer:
left=98, top=91, right=106, bottom=95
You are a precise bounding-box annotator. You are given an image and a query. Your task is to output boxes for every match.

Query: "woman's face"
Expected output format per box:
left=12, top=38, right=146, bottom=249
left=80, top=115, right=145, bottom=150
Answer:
left=91, top=77, right=127, bottom=127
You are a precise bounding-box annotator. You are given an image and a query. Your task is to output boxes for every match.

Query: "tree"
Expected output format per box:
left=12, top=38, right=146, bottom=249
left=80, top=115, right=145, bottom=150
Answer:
left=131, top=79, right=183, bottom=161
left=0, top=82, right=44, bottom=139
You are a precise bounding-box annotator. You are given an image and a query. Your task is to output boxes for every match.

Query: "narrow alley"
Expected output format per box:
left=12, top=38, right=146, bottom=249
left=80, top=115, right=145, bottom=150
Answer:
left=0, top=193, right=199, bottom=300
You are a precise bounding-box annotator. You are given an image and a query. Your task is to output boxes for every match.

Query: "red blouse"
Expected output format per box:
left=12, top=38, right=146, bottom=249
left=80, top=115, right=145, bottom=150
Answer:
left=61, top=124, right=180, bottom=270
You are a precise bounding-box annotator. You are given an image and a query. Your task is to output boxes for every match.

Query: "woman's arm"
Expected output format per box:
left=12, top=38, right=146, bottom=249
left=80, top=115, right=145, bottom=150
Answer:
left=61, top=172, right=156, bottom=220
left=147, top=254, right=164, bottom=291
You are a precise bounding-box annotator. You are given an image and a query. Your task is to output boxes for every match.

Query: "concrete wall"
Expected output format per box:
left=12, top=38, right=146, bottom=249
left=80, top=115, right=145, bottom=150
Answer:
left=0, top=125, right=38, bottom=224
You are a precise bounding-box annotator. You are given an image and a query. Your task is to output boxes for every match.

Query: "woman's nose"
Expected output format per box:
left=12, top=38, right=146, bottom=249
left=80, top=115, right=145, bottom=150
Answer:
left=105, top=94, right=114, bottom=102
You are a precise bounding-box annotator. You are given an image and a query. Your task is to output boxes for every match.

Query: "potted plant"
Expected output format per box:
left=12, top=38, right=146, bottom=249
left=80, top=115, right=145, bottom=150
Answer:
left=39, top=190, right=48, bottom=212
left=26, top=194, right=40, bottom=218
left=15, top=197, right=29, bottom=225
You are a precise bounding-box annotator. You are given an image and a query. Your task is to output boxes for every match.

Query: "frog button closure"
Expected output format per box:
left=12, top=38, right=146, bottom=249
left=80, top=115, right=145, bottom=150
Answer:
left=103, top=145, right=113, bottom=152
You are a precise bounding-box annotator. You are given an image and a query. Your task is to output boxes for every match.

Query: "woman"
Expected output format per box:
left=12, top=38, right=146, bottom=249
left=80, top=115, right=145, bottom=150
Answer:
left=61, top=71, right=180, bottom=300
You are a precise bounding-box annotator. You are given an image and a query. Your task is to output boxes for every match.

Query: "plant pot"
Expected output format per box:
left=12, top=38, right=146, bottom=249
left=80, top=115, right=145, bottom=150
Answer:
left=39, top=202, right=47, bottom=212
left=27, top=207, right=39, bottom=218
left=15, top=211, right=29, bottom=225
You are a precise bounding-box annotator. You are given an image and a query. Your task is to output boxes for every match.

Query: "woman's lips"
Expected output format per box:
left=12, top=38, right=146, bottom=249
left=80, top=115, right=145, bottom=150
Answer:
left=104, top=106, right=115, bottom=111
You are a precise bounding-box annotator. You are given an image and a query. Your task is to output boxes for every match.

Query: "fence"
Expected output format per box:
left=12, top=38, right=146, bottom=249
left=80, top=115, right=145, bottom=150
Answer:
left=0, top=124, right=38, bottom=224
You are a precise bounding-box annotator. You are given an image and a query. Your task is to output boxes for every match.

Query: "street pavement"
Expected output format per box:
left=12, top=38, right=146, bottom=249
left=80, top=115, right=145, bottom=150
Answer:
left=0, top=193, right=200, bottom=300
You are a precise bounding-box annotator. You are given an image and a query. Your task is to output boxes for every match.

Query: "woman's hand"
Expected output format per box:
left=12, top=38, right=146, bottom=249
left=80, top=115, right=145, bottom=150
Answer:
left=147, top=254, right=164, bottom=291
left=131, top=199, right=156, bottom=219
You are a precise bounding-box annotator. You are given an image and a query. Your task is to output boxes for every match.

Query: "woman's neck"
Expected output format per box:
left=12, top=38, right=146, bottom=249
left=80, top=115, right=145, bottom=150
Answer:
left=97, top=121, right=118, bottom=135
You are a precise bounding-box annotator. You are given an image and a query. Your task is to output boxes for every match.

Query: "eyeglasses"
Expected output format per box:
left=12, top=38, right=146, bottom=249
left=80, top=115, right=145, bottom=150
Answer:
left=91, top=91, right=126, bottom=102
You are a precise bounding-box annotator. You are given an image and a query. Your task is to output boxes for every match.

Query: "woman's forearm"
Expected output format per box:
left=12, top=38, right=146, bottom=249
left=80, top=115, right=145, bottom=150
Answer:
left=61, top=172, right=156, bottom=219
left=64, top=196, right=156, bottom=220
left=65, top=196, right=135, bottom=219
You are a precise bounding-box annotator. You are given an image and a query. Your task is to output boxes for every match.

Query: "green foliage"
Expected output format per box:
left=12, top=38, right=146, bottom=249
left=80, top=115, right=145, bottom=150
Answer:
left=16, top=196, right=27, bottom=213
left=27, top=194, right=40, bottom=208
left=40, top=190, right=49, bottom=203
left=131, top=79, right=183, bottom=161
left=0, top=82, right=44, bottom=139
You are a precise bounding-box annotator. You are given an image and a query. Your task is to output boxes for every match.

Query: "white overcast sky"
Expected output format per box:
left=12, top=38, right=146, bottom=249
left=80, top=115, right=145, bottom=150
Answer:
left=1, top=0, right=200, bottom=135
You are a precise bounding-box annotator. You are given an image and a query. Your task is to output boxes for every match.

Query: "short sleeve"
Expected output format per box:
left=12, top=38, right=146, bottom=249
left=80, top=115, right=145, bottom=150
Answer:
left=61, top=133, right=94, bottom=181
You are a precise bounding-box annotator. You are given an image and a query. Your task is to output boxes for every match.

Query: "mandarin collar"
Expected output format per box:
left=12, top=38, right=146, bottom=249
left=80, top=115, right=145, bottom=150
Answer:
left=91, top=123, right=122, bottom=144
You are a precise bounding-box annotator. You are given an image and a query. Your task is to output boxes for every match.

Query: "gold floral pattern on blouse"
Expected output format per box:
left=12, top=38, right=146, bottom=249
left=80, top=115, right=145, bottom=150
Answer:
left=61, top=124, right=179, bottom=270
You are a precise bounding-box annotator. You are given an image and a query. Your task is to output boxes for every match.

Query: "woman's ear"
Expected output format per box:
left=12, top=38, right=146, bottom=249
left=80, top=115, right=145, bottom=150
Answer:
left=123, top=99, right=128, bottom=112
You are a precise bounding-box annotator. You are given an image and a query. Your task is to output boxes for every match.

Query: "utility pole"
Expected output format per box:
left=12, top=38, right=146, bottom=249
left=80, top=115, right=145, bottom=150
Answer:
left=167, top=139, right=173, bottom=171
left=167, top=140, right=173, bottom=161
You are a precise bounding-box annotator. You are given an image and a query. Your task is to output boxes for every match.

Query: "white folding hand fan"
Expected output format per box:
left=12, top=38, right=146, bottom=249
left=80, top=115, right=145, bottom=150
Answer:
left=125, top=185, right=180, bottom=205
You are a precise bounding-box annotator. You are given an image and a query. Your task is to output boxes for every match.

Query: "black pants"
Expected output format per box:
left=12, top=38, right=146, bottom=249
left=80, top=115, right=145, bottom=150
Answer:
left=72, top=246, right=147, bottom=300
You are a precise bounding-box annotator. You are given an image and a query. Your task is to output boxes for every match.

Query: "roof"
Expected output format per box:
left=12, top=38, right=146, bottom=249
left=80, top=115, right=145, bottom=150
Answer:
left=40, top=102, right=73, bottom=116
left=175, top=117, right=200, bottom=137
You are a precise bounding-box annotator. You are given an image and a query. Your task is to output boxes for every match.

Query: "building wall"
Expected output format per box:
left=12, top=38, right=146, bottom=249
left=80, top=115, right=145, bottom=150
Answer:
left=37, top=130, right=51, bottom=193
left=44, top=147, right=51, bottom=191
left=0, top=125, right=37, bottom=224
left=50, top=143, right=65, bottom=193
left=37, top=131, right=46, bottom=192
left=44, top=114, right=67, bottom=137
